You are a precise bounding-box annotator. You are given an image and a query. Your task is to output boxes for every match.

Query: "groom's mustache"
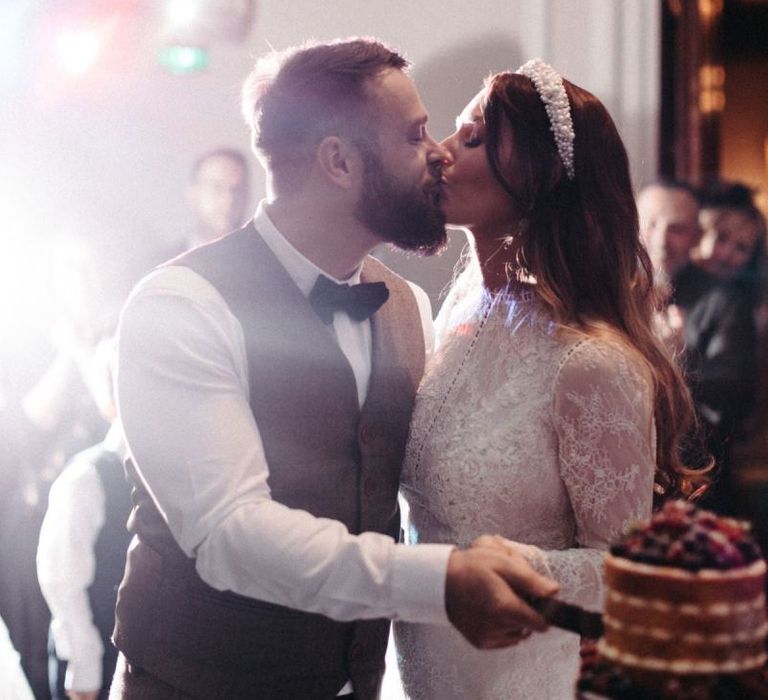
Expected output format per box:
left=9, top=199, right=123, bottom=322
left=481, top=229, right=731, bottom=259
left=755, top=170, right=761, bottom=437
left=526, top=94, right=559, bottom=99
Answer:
left=425, top=165, right=446, bottom=207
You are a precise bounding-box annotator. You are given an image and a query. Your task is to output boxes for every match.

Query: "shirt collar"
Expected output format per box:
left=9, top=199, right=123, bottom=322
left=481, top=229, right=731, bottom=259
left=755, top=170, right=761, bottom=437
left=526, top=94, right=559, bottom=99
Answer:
left=253, top=201, right=362, bottom=298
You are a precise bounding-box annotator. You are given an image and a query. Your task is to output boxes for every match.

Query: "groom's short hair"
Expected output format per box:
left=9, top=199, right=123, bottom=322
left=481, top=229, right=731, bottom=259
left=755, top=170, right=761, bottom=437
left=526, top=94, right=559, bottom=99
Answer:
left=242, top=37, right=408, bottom=189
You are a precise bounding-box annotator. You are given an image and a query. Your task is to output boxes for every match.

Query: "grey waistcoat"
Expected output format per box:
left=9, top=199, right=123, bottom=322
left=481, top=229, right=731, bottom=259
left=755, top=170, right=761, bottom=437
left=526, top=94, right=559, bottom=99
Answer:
left=113, top=223, right=425, bottom=700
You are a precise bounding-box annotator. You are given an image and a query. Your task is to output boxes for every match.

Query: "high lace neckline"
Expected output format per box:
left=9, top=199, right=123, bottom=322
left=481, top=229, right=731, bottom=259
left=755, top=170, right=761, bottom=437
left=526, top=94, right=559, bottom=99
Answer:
left=471, top=280, right=550, bottom=331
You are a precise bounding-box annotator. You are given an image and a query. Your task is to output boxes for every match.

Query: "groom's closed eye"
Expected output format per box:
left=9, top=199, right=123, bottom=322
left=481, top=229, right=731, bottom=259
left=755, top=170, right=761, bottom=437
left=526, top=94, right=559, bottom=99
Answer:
left=409, top=122, right=427, bottom=144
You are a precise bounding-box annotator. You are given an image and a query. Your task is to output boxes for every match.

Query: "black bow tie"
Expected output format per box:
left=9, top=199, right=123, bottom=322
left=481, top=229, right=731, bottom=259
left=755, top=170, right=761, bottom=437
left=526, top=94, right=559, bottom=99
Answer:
left=309, top=275, right=389, bottom=325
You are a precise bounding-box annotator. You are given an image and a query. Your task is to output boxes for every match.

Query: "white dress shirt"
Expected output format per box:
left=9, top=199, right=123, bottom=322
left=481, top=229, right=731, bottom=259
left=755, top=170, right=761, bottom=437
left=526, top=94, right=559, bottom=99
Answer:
left=37, top=423, right=127, bottom=693
left=114, top=204, right=452, bottom=683
left=255, top=203, right=434, bottom=406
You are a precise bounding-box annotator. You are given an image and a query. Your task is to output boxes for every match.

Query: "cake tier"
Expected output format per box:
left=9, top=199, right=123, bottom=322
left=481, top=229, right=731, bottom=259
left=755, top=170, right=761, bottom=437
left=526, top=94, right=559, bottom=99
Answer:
left=598, top=554, right=767, bottom=674
left=577, top=639, right=768, bottom=699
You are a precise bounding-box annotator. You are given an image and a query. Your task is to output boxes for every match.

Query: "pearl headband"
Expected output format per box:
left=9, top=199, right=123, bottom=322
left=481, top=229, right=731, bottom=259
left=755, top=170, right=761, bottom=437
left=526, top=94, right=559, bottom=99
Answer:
left=516, top=59, right=575, bottom=180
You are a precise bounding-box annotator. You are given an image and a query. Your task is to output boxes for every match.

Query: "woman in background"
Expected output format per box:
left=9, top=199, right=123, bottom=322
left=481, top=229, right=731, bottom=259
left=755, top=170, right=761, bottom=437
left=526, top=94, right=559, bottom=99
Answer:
left=695, top=181, right=766, bottom=296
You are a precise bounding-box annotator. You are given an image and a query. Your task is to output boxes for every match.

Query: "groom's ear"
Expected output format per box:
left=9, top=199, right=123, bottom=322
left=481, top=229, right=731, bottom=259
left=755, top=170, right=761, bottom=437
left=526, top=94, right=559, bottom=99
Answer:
left=315, top=135, right=361, bottom=190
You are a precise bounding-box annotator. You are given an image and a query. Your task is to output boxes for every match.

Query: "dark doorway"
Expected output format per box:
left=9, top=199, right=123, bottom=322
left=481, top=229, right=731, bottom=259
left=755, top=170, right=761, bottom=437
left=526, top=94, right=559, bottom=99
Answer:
left=660, top=0, right=768, bottom=198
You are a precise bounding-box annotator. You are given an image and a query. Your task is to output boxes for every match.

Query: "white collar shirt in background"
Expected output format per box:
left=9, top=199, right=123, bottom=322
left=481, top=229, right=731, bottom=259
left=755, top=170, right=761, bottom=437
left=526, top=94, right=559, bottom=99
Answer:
left=36, top=423, right=128, bottom=693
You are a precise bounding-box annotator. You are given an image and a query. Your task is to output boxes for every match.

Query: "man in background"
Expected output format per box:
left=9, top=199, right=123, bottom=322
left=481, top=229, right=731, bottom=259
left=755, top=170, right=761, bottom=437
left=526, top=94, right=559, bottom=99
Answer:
left=185, top=147, right=250, bottom=248
left=636, top=178, right=702, bottom=301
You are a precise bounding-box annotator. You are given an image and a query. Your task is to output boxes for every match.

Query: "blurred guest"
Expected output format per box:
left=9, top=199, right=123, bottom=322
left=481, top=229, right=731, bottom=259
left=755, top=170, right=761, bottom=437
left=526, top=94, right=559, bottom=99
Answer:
left=37, top=341, right=131, bottom=700
left=696, top=184, right=768, bottom=489
left=0, top=236, right=114, bottom=699
left=0, top=612, right=35, bottom=700
left=686, top=182, right=765, bottom=450
left=636, top=178, right=702, bottom=300
left=694, top=181, right=766, bottom=294
left=185, top=147, right=250, bottom=248
left=638, top=179, right=757, bottom=514
left=0, top=233, right=151, bottom=699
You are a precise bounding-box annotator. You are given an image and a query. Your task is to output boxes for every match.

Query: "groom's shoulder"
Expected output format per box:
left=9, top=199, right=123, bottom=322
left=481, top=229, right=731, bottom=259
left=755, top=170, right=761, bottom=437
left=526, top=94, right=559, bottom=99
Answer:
left=363, top=254, right=422, bottom=298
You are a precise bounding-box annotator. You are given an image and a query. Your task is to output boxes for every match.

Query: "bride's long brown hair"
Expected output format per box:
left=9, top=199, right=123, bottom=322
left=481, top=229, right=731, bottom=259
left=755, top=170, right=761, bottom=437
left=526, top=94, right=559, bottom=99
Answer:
left=480, top=71, right=708, bottom=502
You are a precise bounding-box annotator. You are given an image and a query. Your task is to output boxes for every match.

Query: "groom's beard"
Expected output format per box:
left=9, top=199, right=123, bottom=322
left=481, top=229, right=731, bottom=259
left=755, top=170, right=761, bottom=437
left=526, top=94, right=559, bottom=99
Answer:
left=355, top=147, right=448, bottom=256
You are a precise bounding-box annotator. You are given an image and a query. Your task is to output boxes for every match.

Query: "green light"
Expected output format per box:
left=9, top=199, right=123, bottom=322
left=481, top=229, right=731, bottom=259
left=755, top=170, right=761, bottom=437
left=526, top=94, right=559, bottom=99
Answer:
left=159, top=45, right=210, bottom=74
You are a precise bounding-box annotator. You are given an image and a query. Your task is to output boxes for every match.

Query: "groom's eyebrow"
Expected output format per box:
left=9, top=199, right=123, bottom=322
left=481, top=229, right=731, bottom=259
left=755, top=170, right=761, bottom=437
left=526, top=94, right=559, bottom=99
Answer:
left=405, top=115, right=428, bottom=134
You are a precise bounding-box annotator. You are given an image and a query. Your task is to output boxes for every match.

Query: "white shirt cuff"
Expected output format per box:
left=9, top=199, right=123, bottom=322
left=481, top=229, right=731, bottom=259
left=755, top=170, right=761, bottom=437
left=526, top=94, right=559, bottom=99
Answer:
left=391, top=543, right=453, bottom=624
left=65, top=655, right=103, bottom=694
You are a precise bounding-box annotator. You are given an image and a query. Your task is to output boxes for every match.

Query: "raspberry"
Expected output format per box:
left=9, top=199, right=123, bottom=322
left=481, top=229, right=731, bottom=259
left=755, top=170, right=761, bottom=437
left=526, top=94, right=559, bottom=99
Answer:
left=614, top=500, right=762, bottom=571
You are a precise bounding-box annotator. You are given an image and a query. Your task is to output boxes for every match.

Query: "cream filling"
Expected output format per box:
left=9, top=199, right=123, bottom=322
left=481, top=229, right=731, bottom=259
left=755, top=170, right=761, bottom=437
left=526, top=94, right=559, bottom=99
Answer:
left=597, top=638, right=767, bottom=674
left=604, top=616, right=768, bottom=644
left=607, top=589, right=766, bottom=616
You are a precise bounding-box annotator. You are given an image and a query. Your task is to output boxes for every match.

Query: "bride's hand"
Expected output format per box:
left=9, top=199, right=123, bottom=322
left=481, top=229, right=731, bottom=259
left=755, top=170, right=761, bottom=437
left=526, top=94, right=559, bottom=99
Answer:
left=472, top=535, right=546, bottom=568
left=445, top=542, right=558, bottom=650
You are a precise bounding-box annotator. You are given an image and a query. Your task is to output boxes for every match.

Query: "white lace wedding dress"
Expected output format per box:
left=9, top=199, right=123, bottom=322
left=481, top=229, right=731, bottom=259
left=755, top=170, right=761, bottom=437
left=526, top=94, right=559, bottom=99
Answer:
left=394, top=275, right=656, bottom=700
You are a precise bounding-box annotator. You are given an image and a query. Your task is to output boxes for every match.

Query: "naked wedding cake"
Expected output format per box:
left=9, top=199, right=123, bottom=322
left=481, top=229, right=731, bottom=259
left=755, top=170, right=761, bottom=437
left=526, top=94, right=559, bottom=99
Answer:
left=577, top=500, right=768, bottom=699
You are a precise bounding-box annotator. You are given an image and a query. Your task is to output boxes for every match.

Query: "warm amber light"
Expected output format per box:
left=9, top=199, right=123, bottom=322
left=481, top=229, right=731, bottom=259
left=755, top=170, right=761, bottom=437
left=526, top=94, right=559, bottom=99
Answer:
left=698, top=0, right=724, bottom=21
left=699, top=64, right=726, bottom=114
left=700, top=65, right=725, bottom=87
left=700, top=91, right=726, bottom=113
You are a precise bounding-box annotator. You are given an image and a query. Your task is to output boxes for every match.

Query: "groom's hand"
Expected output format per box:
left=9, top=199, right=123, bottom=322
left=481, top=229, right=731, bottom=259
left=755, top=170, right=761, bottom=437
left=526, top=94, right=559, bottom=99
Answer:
left=445, top=545, right=558, bottom=649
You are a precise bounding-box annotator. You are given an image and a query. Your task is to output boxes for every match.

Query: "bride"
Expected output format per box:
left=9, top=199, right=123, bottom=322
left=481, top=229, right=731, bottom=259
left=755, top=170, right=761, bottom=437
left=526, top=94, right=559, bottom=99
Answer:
left=395, top=60, right=703, bottom=699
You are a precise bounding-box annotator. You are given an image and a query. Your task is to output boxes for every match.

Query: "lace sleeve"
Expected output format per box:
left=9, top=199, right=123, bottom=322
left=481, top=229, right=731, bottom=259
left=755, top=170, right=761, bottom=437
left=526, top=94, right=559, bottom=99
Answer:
left=522, top=336, right=655, bottom=610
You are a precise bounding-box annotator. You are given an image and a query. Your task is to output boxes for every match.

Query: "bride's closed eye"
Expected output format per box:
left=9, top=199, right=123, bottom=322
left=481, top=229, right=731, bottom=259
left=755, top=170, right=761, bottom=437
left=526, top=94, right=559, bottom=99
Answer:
left=459, top=120, right=484, bottom=149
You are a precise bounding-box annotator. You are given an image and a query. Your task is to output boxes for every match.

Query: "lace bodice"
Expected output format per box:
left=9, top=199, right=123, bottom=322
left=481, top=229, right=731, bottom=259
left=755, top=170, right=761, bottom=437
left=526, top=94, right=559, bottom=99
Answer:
left=394, top=282, right=655, bottom=700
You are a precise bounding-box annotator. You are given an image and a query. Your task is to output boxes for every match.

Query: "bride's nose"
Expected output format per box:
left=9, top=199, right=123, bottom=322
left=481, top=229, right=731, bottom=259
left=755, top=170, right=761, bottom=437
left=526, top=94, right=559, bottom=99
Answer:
left=435, top=138, right=454, bottom=169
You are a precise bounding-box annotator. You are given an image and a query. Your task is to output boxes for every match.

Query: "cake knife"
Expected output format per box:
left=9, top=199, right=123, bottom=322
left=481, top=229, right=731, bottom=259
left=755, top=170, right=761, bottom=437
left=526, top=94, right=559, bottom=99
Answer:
left=525, top=595, right=604, bottom=638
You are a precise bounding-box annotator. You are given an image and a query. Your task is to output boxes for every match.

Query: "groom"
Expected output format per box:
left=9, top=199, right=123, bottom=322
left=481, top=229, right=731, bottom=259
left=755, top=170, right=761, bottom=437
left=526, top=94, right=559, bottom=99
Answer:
left=111, top=37, right=557, bottom=699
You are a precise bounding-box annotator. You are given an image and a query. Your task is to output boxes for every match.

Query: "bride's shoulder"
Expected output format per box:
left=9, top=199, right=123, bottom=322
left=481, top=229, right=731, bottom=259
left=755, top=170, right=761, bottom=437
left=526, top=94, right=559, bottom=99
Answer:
left=553, top=325, right=652, bottom=390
